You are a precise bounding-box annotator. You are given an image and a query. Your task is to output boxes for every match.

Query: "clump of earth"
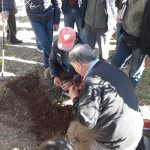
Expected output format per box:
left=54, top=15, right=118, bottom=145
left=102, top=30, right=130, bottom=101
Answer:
left=0, top=67, right=74, bottom=150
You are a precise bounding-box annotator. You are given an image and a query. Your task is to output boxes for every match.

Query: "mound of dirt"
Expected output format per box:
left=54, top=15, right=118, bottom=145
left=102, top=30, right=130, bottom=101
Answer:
left=0, top=68, right=74, bottom=150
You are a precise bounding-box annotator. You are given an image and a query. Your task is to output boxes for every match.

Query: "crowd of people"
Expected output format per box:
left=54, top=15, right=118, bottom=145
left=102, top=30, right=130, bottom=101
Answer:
left=0, top=0, right=150, bottom=150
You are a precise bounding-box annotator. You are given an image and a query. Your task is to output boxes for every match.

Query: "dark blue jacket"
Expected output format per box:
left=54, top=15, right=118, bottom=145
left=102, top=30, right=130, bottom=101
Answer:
left=3, top=0, right=61, bottom=24
left=2, top=0, right=17, bottom=14
left=2, top=0, right=11, bottom=11
left=25, top=0, right=61, bottom=24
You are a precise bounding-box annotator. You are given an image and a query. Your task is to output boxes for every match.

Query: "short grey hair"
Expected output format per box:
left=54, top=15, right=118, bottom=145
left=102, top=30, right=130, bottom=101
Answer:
left=69, top=44, right=96, bottom=64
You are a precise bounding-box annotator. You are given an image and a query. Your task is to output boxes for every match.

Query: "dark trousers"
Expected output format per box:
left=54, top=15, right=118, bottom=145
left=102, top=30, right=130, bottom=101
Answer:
left=7, top=14, right=17, bottom=40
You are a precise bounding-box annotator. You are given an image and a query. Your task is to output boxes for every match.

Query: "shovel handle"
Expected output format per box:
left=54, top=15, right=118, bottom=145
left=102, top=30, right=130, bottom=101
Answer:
left=1, top=22, right=5, bottom=77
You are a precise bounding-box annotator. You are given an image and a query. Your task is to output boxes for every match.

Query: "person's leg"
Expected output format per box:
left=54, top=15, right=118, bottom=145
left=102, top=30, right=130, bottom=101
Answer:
left=95, top=28, right=107, bottom=59
left=36, top=38, right=43, bottom=53
left=101, top=30, right=113, bottom=60
left=129, top=48, right=146, bottom=87
left=7, top=14, right=22, bottom=44
left=74, top=8, right=84, bottom=40
left=7, top=14, right=16, bottom=40
left=30, top=19, right=53, bottom=68
left=116, top=23, right=122, bottom=46
left=111, top=33, right=132, bottom=68
left=84, top=23, right=96, bottom=50
left=45, top=19, right=54, bottom=67
left=64, top=7, right=75, bottom=28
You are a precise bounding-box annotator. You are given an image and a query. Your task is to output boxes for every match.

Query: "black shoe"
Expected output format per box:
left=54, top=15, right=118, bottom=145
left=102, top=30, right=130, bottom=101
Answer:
left=10, top=38, right=23, bottom=44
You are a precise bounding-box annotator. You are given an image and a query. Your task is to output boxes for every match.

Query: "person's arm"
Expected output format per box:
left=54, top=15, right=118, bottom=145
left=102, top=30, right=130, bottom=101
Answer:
left=49, top=40, right=61, bottom=78
left=115, top=0, right=127, bottom=23
left=52, top=0, right=61, bottom=31
left=115, top=0, right=126, bottom=9
left=69, top=77, right=101, bottom=129
left=145, top=54, right=150, bottom=67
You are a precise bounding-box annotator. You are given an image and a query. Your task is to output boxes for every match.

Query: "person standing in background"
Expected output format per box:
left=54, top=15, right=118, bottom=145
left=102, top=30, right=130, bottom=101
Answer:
left=111, top=0, right=150, bottom=87
left=61, top=0, right=85, bottom=40
left=0, top=0, right=23, bottom=44
left=1, top=0, right=61, bottom=69
left=80, top=0, right=117, bottom=60
left=24, top=0, right=62, bottom=69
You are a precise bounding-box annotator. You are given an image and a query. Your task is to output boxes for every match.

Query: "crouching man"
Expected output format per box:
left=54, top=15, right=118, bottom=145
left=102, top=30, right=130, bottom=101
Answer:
left=44, top=27, right=84, bottom=92
left=68, top=44, right=143, bottom=150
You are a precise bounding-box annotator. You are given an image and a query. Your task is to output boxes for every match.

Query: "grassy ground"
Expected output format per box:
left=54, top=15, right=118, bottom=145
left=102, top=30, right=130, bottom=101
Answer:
left=136, top=68, right=150, bottom=105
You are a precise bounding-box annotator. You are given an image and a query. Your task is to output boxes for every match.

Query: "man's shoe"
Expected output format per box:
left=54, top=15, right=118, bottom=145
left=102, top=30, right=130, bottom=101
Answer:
left=36, top=48, right=44, bottom=53
left=10, top=38, right=23, bottom=44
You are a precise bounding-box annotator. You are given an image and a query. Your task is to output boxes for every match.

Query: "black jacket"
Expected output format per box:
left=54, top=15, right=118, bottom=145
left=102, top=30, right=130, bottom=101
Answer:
left=73, top=60, right=143, bottom=149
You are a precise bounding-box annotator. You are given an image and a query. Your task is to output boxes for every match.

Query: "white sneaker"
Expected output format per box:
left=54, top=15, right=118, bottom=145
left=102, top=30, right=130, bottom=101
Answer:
left=62, top=99, right=73, bottom=106
left=36, top=48, right=44, bottom=53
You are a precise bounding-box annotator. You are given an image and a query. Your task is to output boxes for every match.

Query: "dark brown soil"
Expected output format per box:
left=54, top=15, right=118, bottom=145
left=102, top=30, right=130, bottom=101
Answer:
left=0, top=68, right=74, bottom=150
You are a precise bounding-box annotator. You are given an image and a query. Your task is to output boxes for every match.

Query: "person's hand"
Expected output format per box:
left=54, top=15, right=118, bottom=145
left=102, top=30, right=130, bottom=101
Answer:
left=53, top=24, right=59, bottom=31
left=69, top=85, right=79, bottom=99
left=0, top=11, right=9, bottom=22
left=61, top=82, right=72, bottom=91
left=54, top=77, right=61, bottom=87
left=145, top=55, right=150, bottom=67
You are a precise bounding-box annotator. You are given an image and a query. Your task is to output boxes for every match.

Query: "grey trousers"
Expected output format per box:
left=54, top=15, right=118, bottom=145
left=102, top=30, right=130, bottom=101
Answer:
left=84, top=23, right=112, bottom=59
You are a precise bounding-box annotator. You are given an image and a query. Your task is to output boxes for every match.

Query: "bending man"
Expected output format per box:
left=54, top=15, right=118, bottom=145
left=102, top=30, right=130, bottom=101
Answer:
left=68, top=44, right=143, bottom=150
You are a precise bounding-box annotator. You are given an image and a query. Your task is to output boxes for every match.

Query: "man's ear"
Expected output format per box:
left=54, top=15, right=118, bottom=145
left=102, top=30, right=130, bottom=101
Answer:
left=74, top=62, right=82, bottom=70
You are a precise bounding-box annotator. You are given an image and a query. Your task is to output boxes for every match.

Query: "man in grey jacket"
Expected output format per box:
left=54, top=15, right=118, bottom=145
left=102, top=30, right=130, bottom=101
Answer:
left=68, top=44, right=143, bottom=150
left=83, top=0, right=117, bottom=59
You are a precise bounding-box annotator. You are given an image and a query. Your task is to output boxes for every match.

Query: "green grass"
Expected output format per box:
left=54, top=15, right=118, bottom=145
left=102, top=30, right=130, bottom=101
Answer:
left=136, top=68, right=150, bottom=105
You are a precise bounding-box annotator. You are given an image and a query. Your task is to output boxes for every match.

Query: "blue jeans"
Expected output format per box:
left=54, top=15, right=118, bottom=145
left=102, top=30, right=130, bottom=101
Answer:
left=64, top=7, right=84, bottom=40
left=36, top=38, right=43, bottom=50
left=116, top=23, right=122, bottom=46
left=30, top=18, right=53, bottom=68
left=111, top=33, right=146, bottom=87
